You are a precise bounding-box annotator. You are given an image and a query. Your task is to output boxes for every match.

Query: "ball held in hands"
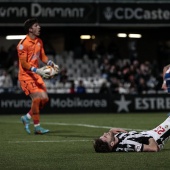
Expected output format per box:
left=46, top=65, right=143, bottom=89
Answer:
left=42, top=65, right=58, bottom=79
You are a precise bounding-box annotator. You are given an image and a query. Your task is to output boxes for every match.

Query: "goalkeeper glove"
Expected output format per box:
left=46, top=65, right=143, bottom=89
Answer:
left=47, top=60, right=59, bottom=74
left=31, top=67, right=50, bottom=79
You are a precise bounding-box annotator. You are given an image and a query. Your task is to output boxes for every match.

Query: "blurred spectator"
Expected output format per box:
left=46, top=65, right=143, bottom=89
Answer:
left=8, top=60, right=19, bottom=89
left=137, top=77, right=148, bottom=94
left=127, top=74, right=137, bottom=94
left=118, top=83, right=129, bottom=94
left=69, top=81, right=75, bottom=94
left=109, top=77, right=119, bottom=94
left=0, top=69, right=5, bottom=93
left=99, top=81, right=110, bottom=94
left=3, top=70, right=13, bottom=91
left=0, top=69, right=13, bottom=93
left=122, top=66, right=130, bottom=82
left=146, top=75, right=157, bottom=91
left=59, top=68, right=68, bottom=84
left=76, top=80, right=86, bottom=94
left=108, top=65, right=120, bottom=80
left=99, top=56, right=110, bottom=79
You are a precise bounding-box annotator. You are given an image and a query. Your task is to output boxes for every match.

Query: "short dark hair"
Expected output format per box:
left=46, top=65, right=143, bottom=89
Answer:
left=24, top=18, right=38, bottom=33
left=93, top=138, right=112, bottom=153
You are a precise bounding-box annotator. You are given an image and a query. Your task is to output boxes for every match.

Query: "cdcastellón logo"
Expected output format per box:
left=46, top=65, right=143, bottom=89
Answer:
left=103, top=6, right=170, bottom=21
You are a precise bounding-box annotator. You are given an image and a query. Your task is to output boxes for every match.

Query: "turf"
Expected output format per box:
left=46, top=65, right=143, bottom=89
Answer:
left=0, top=113, right=170, bottom=170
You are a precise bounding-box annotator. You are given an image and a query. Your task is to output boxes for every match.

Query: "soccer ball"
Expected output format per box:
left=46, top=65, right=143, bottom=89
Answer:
left=43, top=66, right=57, bottom=79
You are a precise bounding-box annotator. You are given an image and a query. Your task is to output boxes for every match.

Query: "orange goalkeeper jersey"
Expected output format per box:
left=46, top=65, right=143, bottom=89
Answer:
left=17, top=35, right=48, bottom=81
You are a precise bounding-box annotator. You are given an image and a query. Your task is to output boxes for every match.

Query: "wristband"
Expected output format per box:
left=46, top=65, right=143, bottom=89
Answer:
left=31, top=67, right=37, bottom=73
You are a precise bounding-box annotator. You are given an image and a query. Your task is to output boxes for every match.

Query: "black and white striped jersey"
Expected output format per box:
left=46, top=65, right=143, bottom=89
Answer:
left=112, top=131, right=153, bottom=152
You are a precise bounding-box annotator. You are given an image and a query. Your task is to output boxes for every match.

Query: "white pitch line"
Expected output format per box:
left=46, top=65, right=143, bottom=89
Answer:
left=8, top=139, right=91, bottom=144
left=0, top=120, right=148, bottom=132
left=42, top=122, right=148, bottom=132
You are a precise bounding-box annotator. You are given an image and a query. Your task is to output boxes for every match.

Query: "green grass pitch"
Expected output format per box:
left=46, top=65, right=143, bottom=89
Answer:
left=0, top=113, right=170, bottom=170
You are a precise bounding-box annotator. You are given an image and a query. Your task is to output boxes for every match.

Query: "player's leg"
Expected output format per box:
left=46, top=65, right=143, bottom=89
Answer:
left=19, top=80, right=34, bottom=134
left=30, top=92, right=49, bottom=134
left=21, top=109, right=32, bottom=134
left=146, top=117, right=170, bottom=150
left=19, top=78, right=49, bottom=134
left=30, top=79, right=49, bottom=134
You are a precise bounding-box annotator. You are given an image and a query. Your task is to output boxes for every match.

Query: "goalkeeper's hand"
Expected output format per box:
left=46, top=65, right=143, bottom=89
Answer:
left=47, top=60, right=59, bottom=74
left=31, top=67, right=50, bottom=79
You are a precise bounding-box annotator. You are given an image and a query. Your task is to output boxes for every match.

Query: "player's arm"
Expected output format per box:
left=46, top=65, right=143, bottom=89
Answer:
left=109, top=128, right=127, bottom=134
left=162, top=64, right=170, bottom=90
left=18, top=46, right=49, bottom=79
left=19, top=57, right=49, bottom=79
left=40, top=46, right=48, bottom=64
left=142, top=138, right=159, bottom=152
left=40, top=46, right=59, bottom=74
left=125, top=138, right=158, bottom=152
left=163, top=64, right=170, bottom=76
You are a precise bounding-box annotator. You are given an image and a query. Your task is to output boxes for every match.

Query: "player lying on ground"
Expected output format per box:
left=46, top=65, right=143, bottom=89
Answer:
left=93, top=116, right=170, bottom=152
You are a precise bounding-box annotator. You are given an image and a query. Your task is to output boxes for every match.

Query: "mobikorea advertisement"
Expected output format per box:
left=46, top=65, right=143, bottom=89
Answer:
left=0, top=93, right=170, bottom=114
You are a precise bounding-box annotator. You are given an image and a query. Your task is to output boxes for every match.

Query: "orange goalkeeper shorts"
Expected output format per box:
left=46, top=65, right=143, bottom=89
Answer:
left=19, top=77, right=47, bottom=95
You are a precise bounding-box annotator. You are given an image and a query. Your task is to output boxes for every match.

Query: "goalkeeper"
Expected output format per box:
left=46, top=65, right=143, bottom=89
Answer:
left=17, top=18, right=59, bottom=134
left=93, top=116, right=170, bottom=152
